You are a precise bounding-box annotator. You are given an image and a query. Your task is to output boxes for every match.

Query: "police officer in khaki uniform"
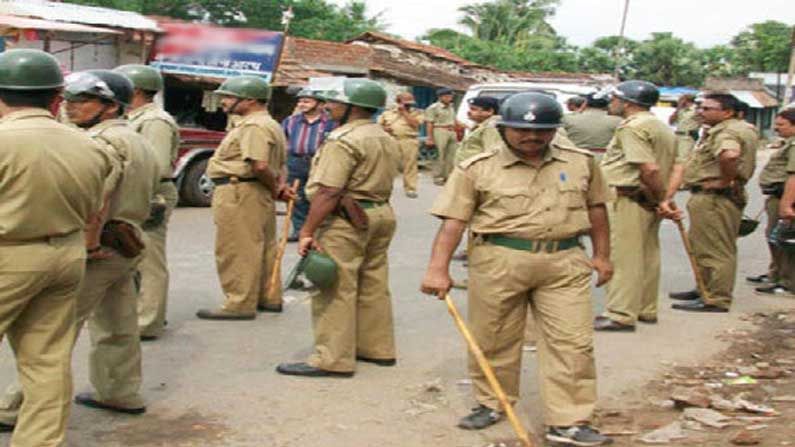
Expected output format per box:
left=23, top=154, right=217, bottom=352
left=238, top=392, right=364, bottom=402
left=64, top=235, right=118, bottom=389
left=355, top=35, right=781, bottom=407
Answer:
left=455, top=96, right=502, bottom=163
left=562, top=93, right=621, bottom=153
left=277, top=78, right=400, bottom=377
left=62, top=70, right=160, bottom=414
left=421, top=93, right=613, bottom=446
left=115, top=64, right=180, bottom=340
left=754, top=108, right=795, bottom=296
left=378, top=91, right=423, bottom=198
left=0, top=49, right=115, bottom=447
left=425, top=87, right=459, bottom=184
left=595, top=81, right=677, bottom=331
left=670, top=93, right=758, bottom=312
left=669, top=94, right=700, bottom=155
left=197, top=76, right=289, bottom=319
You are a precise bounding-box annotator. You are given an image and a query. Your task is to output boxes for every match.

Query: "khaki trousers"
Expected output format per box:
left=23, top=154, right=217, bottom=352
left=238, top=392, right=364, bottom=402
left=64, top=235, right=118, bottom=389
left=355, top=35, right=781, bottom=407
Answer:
left=0, top=249, right=145, bottom=428
left=396, top=137, right=419, bottom=193
left=765, top=196, right=783, bottom=284
left=308, top=206, right=397, bottom=372
left=432, top=129, right=458, bottom=181
left=468, top=242, right=597, bottom=426
left=212, top=182, right=280, bottom=313
left=138, top=182, right=178, bottom=337
left=81, top=251, right=145, bottom=408
left=0, top=233, right=83, bottom=447
left=603, top=196, right=662, bottom=324
left=687, top=193, right=741, bottom=308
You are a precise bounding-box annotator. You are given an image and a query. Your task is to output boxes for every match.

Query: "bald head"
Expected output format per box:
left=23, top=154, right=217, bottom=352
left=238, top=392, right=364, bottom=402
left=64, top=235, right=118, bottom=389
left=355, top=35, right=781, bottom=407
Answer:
left=397, top=92, right=415, bottom=104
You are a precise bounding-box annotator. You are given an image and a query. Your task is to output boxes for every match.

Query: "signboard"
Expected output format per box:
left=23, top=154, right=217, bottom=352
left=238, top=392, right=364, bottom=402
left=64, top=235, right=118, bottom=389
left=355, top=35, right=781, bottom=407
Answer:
left=151, top=23, right=284, bottom=81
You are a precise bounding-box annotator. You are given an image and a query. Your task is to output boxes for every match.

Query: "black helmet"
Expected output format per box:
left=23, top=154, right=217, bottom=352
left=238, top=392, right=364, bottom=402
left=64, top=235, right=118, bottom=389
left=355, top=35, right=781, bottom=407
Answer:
left=612, top=80, right=659, bottom=107
left=586, top=92, right=609, bottom=109
left=64, top=69, right=133, bottom=106
left=497, top=92, right=563, bottom=129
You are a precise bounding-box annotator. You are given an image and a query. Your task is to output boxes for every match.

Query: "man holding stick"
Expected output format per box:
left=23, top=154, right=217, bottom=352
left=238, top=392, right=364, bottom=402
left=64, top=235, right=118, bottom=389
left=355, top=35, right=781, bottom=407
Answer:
left=421, top=92, right=613, bottom=446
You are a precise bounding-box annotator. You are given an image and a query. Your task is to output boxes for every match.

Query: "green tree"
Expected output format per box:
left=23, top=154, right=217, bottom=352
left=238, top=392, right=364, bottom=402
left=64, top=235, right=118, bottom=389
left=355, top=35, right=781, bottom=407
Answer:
left=458, top=0, right=561, bottom=49
left=731, top=20, right=793, bottom=73
left=629, top=33, right=703, bottom=86
left=700, top=45, right=743, bottom=78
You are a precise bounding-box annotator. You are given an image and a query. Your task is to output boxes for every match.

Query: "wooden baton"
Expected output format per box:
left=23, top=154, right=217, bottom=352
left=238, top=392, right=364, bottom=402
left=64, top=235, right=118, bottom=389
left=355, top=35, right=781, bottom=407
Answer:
left=443, top=293, right=534, bottom=447
left=267, top=179, right=300, bottom=300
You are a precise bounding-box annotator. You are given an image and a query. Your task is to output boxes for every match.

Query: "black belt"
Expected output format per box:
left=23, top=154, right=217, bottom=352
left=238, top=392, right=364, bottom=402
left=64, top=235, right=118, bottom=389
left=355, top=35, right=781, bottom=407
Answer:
left=288, top=153, right=314, bottom=160
left=690, top=185, right=732, bottom=196
left=160, top=178, right=176, bottom=183
left=761, top=183, right=784, bottom=198
left=211, top=177, right=258, bottom=186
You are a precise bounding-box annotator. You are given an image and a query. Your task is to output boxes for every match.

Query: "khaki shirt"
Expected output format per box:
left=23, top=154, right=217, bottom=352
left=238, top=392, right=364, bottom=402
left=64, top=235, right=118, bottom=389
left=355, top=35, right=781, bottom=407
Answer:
left=127, top=103, right=179, bottom=179
left=206, top=110, right=286, bottom=180
left=306, top=119, right=400, bottom=203
left=425, top=101, right=456, bottom=127
left=0, top=109, right=115, bottom=241
left=759, top=137, right=795, bottom=186
left=673, top=105, right=699, bottom=134
left=377, top=107, right=423, bottom=138
left=562, top=108, right=621, bottom=149
left=89, top=119, right=160, bottom=230
left=600, top=111, right=677, bottom=187
left=683, top=118, right=758, bottom=186
left=455, top=115, right=503, bottom=163
left=431, top=141, right=608, bottom=240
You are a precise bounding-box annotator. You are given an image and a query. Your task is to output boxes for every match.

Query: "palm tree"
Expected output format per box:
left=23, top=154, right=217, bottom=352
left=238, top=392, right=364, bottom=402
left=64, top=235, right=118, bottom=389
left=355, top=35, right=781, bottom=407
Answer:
left=458, top=0, right=560, bottom=48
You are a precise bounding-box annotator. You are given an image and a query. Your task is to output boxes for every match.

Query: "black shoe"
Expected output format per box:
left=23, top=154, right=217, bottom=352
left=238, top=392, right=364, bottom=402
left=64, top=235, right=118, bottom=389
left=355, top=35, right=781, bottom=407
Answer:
left=638, top=316, right=658, bottom=324
left=671, top=299, right=728, bottom=313
left=139, top=334, right=159, bottom=342
left=593, top=316, right=635, bottom=332
left=355, top=356, right=396, bottom=366
left=257, top=303, right=283, bottom=313
left=457, top=405, right=501, bottom=430
left=196, top=308, right=256, bottom=320
left=275, top=362, right=353, bottom=378
left=754, top=284, right=795, bottom=298
left=74, top=392, right=146, bottom=415
left=287, top=234, right=299, bottom=243
left=0, top=422, right=14, bottom=432
left=546, top=425, right=612, bottom=446
left=746, top=273, right=771, bottom=284
left=668, top=289, right=700, bottom=300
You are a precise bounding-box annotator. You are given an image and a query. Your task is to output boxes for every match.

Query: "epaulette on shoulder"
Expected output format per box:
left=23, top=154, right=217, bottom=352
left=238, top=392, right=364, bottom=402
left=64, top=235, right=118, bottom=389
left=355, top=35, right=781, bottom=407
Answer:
left=459, top=150, right=498, bottom=169
left=557, top=144, right=594, bottom=157
left=326, top=125, right=355, bottom=141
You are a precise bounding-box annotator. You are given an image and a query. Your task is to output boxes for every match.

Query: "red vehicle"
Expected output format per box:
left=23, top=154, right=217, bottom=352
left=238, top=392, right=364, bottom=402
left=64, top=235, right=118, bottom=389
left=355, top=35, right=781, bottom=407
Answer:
left=174, top=127, right=225, bottom=207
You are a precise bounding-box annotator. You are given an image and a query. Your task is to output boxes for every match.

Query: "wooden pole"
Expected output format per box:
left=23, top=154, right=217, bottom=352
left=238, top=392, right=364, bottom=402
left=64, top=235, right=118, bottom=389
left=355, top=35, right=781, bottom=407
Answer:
left=443, top=294, right=534, bottom=447
left=674, top=220, right=711, bottom=301
left=267, top=179, right=300, bottom=300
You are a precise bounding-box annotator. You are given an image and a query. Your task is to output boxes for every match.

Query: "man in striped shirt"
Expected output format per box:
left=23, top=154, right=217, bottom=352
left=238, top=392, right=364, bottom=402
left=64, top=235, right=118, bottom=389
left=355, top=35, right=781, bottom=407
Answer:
left=282, top=89, right=336, bottom=241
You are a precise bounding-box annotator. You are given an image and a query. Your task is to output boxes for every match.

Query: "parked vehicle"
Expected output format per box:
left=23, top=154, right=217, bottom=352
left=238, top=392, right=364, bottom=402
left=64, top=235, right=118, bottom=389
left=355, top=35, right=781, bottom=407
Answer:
left=174, top=127, right=225, bottom=207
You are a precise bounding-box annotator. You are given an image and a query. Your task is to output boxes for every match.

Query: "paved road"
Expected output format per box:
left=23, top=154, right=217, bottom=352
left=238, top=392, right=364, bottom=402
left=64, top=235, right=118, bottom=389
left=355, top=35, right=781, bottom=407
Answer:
left=2, top=154, right=794, bottom=447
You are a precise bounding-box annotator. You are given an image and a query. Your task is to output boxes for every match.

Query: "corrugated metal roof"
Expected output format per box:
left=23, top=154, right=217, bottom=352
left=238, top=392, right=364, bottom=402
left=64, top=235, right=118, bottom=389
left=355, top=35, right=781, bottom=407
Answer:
left=730, top=90, right=779, bottom=109
left=0, top=0, right=160, bottom=32
left=0, top=14, right=121, bottom=34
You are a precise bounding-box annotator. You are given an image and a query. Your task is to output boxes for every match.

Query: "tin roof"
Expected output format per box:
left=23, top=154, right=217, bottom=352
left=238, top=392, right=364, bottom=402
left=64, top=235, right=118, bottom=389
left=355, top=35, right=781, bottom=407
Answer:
left=348, top=31, right=473, bottom=65
left=0, top=0, right=160, bottom=32
left=0, top=13, right=121, bottom=34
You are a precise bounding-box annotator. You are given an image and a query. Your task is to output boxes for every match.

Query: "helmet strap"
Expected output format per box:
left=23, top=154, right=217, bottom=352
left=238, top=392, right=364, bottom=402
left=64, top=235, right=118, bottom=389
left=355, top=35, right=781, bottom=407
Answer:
left=77, top=102, right=109, bottom=129
left=339, top=104, right=353, bottom=126
left=228, top=97, right=244, bottom=115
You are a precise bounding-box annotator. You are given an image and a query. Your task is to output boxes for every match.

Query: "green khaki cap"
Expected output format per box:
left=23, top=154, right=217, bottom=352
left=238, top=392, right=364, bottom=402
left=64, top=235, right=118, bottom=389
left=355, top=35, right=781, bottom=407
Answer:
left=215, top=76, right=271, bottom=100
left=114, top=64, right=163, bottom=92
left=0, top=49, right=64, bottom=90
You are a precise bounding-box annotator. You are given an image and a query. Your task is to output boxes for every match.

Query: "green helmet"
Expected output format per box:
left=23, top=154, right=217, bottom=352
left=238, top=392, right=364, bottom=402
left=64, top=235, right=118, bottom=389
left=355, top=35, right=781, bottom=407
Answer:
left=296, top=88, right=325, bottom=101
left=322, top=78, right=386, bottom=109
left=303, top=251, right=338, bottom=289
left=114, top=64, right=163, bottom=92
left=0, top=49, right=64, bottom=90
left=215, top=75, right=271, bottom=101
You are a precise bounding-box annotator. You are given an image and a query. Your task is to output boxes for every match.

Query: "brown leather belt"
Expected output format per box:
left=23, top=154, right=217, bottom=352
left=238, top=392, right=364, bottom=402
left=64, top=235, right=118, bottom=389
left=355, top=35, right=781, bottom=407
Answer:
left=211, top=177, right=258, bottom=186
left=689, top=184, right=732, bottom=196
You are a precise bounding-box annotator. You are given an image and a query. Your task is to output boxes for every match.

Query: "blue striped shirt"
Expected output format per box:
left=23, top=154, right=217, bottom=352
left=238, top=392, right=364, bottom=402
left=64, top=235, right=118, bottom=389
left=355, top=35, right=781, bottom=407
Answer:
left=281, top=112, right=335, bottom=157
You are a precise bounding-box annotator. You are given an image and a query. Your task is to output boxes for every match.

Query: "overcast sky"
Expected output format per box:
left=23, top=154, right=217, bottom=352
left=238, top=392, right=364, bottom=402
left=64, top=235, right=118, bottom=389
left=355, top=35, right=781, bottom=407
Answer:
left=330, top=0, right=795, bottom=48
